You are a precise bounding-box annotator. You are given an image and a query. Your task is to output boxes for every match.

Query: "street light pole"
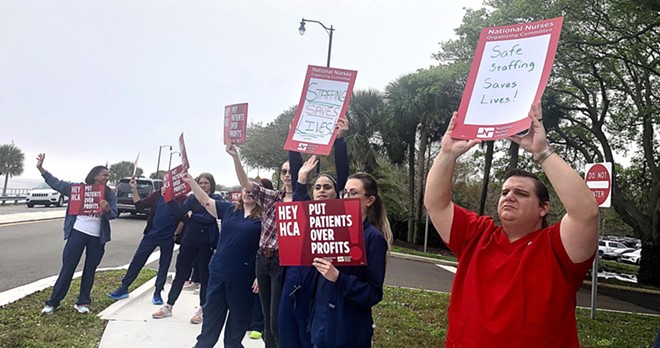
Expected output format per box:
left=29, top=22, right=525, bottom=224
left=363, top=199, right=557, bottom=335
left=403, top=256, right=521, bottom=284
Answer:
left=168, top=151, right=181, bottom=171
left=298, top=18, right=334, bottom=67
left=155, top=145, right=172, bottom=179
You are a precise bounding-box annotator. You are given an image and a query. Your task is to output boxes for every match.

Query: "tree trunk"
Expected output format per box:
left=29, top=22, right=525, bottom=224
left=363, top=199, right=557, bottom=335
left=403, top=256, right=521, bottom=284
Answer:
left=414, top=126, right=430, bottom=244
left=406, top=141, right=416, bottom=243
left=507, top=142, right=519, bottom=172
left=638, top=238, right=660, bottom=287
left=479, top=141, right=494, bottom=215
left=2, top=174, right=9, bottom=196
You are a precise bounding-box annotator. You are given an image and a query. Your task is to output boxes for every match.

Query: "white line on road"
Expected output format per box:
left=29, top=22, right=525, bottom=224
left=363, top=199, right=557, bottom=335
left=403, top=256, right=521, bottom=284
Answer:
left=436, top=264, right=457, bottom=273
left=0, top=246, right=176, bottom=307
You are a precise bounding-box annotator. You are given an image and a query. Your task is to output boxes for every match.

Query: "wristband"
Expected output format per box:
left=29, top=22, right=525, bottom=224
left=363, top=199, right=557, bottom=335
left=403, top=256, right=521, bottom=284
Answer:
left=534, top=146, right=555, bottom=164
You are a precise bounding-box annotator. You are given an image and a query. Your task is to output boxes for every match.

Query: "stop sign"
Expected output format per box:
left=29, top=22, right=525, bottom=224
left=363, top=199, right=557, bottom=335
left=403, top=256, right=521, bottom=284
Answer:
left=585, top=163, right=612, bottom=207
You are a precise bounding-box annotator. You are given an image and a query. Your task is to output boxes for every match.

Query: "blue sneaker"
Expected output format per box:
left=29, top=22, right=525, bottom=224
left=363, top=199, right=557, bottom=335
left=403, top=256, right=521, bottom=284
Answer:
left=109, top=286, right=129, bottom=300
left=152, top=293, right=164, bottom=305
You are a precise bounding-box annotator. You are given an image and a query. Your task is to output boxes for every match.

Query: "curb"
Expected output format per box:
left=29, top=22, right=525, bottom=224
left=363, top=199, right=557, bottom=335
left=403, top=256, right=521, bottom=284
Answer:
left=98, top=274, right=163, bottom=320
left=390, top=251, right=457, bottom=266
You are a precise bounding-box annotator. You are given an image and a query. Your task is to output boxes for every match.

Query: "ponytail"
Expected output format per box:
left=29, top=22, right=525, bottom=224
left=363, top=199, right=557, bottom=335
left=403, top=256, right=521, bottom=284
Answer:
left=348, top=172, right=392, bottom=258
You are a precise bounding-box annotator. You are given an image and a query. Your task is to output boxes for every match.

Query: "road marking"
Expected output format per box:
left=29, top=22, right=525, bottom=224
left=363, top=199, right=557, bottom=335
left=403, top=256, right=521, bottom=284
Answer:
left=0, top=246, right=177, bottom=307
left=436, top=264, right=457, bottom=274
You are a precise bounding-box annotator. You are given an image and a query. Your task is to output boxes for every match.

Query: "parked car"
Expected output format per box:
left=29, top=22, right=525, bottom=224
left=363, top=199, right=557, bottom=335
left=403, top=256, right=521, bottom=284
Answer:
left=115, top=177, right=163, bottom=216
left=621, top=249, right=642, bottom=265
left=26, top=182, right=69, bottom=208
left=598, top=240, right=632, bottom=261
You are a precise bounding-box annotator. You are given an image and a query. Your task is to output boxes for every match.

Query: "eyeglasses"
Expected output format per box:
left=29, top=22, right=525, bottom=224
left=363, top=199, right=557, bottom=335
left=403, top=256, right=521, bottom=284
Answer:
left=340, top=189, right=364, bottom=199
left=280, top=168, right=289, bottom=175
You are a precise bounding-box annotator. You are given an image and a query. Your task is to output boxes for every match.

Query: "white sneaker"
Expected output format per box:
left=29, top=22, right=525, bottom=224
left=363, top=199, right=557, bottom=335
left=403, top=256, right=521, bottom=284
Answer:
left=74, top=304, right=90, bottom=314
left=152, top=305, right=173, bottom=319
left=41, top=305, right=57, bottom=314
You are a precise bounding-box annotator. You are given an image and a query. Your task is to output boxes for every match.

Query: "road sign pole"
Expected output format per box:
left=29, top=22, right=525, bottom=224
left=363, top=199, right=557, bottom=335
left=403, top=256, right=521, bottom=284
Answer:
left=590, top=210, right=600, bottom=319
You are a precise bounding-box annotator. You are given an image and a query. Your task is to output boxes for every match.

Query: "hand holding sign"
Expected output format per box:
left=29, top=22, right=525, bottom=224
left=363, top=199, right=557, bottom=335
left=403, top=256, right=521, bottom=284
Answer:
left=313, top=257, right=339, bottom=282
left=506, top=101, right=548, bottom=155
left=442, top=112, right=482, bottom=157
left=298, top=155, right=319, bottom=183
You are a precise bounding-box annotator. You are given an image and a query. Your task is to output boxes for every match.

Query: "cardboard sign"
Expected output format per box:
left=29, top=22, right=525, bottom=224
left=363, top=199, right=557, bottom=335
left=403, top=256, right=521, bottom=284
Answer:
left=276, top=198, right=365, bottom=266
left=163, top=165, right=190, bottom=202
left=585, top=162, right=612, bottom=208
left=178, top=133, right=190, bottom=170
left=229, top=191, right=242, bottom=203
left=224, top=103, right=248, bottom=145
left=68, top=184, right=105, bottom=215
left=283, top=65, right=357, bottom=155
left=453, top=17, right=564, bottom=140
left=132, top=152, right=140, bottom=177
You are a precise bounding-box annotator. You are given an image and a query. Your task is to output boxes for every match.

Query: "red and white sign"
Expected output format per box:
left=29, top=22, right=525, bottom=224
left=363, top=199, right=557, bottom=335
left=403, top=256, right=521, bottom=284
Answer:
left=276, top=198, right=365, bottom=266
left=229, top=191, right=242, bottom=203
left=179, top=133, right=190, bottom=171
left=452, top=17, right=564, bottom=140
left=585, top=162, right=612, bottom=207
left=283, top=65, right=357, bottom=155
left=163, top=165, right=190, bottom=202
left=224, top=103, right=248, bottom=145
left=68, top=184, right=105, bottom=215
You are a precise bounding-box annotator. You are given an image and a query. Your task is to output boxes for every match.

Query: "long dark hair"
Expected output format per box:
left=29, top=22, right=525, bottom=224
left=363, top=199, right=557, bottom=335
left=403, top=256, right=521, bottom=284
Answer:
left=348, top=172, right=393, bottom=249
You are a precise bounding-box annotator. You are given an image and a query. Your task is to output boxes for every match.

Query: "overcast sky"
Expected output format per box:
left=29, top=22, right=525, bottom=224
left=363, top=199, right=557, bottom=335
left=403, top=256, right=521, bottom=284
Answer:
left=1, top=0, right=484, bottom=188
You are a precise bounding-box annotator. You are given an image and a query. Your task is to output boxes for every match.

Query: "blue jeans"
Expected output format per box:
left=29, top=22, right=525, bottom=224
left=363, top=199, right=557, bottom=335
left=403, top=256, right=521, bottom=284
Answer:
left=46, top=229, right=105, bottom=307
left=121, top=235, right=174, bottom=292
left=256, top=251, right=281, bottom=348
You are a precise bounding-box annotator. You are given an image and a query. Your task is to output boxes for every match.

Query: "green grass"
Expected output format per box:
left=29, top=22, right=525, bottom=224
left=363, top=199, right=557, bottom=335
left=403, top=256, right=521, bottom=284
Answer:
left=0, top=269, right=156, bottom=348
left=391, top=245, right=457, bottom=262
left=374, top=287, right=660, bottom=348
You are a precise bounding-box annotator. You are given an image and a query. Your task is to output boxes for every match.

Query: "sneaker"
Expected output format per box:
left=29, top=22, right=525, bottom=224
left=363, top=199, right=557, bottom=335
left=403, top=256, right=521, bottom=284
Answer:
left=109, top=286, right=129, bottom=300
left=152, top=293, right=164, bottom=305
left=249, top=331, right=262, bottom=340
left=190, top=307, right=203, bottom=324
left=152, top=305, right=173, bottom=319
left=184, top=282, right=200, bottom=291
left=74, top=304, right=90, bottom=314
left=41, top=305, right=58, bottom=315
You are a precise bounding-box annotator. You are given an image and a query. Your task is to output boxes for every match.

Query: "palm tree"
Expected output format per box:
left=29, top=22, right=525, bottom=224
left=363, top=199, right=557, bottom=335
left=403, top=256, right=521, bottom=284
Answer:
left=346, top=89, right=385, bottom=173
left=0, top=144, right=25, bottom=196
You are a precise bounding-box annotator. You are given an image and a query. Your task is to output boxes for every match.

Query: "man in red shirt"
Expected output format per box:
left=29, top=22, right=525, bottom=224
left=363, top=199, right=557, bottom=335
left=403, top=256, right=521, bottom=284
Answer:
left=424, top=102, right=599, bottom=347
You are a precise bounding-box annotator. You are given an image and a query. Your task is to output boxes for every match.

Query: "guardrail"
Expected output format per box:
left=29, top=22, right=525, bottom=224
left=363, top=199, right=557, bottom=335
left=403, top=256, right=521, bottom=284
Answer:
left=0, top=195, right=27, bottom=205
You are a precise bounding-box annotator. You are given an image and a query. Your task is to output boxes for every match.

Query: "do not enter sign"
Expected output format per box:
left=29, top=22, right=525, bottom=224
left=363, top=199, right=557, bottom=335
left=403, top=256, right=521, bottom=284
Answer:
left=585, top=162, right=612, bottom=207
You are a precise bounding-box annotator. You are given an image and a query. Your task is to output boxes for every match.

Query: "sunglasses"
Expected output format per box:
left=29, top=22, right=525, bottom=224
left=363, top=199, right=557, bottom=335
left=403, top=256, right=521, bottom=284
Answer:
left=280, top=168, right=289, bottom=175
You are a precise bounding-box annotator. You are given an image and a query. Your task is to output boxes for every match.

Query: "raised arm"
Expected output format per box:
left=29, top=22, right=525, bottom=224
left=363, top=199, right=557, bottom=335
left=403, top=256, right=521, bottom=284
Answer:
left=508, top=102, right=599, bottom=263
left=181, top=172, right=218, bottom=218
left=334, top=117, right=349, bottom=192
left=226, top=143, right=253, bottom=192
left=424, top=113, right=481, bottom=244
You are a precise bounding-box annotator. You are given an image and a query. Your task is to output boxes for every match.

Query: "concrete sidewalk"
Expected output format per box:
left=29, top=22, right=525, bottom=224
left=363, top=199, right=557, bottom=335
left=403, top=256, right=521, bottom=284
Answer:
left=0, top=209, right=64, bottom=225
left=98, top=273, right=265, bottom=348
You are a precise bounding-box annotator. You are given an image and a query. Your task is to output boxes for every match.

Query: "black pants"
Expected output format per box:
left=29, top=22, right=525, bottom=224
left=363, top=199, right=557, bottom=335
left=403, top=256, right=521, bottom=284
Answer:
left=256, top=252, right=281, bottom=348
left=167, top=242, right=213, bottom=306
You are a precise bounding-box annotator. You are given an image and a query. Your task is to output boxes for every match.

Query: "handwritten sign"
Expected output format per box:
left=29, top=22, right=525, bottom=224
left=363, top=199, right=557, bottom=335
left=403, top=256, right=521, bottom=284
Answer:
left=179, top=132, right=190, bottom=171
left=163, top=165, right=190, bottom=202
left=276, top=198, right=365, bottom=266
left=224, top=103, right=248, bottom=145
left=283, top=65, right=357, bottom=155
left=68, top=184, right=105, bottom=215
left=453, top=17, right=563, bottom=140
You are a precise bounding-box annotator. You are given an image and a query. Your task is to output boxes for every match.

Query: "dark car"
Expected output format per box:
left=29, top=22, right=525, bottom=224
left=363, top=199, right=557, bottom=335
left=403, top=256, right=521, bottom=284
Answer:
left=115, top=177, right=163, bottom=216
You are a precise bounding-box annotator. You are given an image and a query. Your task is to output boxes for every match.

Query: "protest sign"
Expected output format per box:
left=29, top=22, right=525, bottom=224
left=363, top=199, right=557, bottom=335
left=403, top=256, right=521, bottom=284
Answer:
left=276, top=198, right=365, bottom=266
left=68, top=184, right=105, bottom=215
left=162, top=165, right=190, bottom=202
left=224, top=103, right=248, bottom=145
left=453, top=17, right=563, bottom=140
left=132, top=152, right=140, bottom=177
left=179, top=132, right=190, bottom=170
left=283, top=65, right=357, bottom=155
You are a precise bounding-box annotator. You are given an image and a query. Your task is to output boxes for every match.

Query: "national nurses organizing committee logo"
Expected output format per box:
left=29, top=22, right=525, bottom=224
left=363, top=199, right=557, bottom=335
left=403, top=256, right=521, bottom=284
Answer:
left=297, top=143, right=309, bottom=151
left=476, top=127, right=495, bottom=138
